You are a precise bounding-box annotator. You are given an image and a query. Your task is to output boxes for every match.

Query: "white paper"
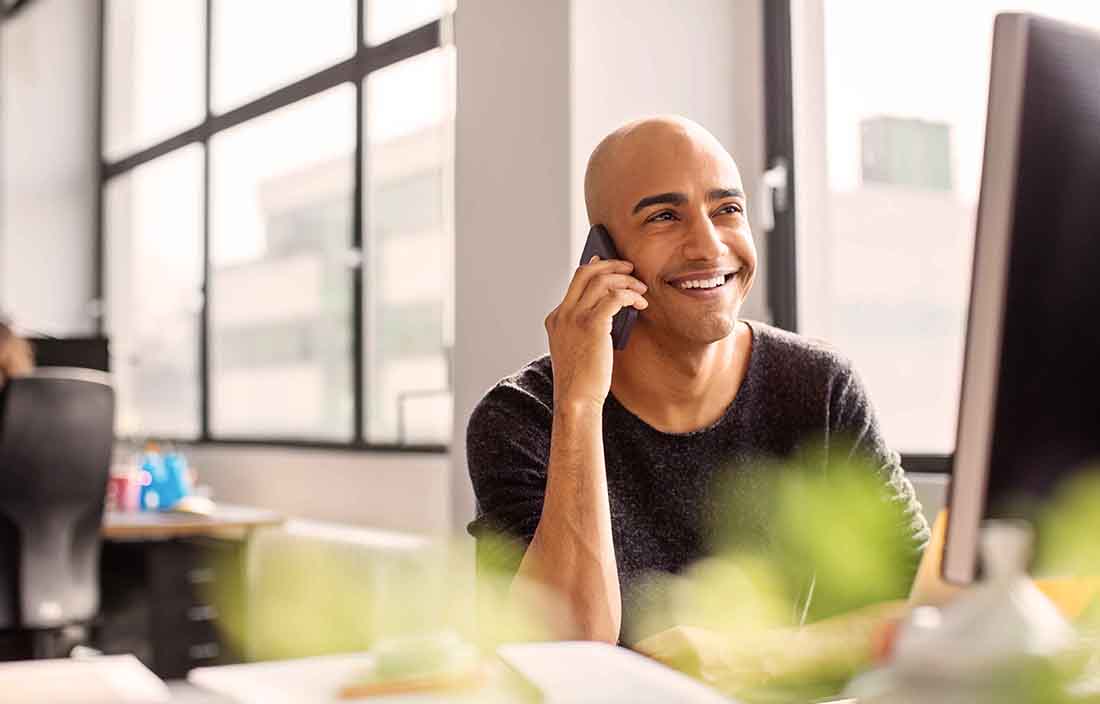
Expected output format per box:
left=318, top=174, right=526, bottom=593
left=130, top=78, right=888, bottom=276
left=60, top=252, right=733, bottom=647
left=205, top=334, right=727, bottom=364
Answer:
left=497, top=641, right=734, bottom=704
left=0, top=654, right=171, bottom=704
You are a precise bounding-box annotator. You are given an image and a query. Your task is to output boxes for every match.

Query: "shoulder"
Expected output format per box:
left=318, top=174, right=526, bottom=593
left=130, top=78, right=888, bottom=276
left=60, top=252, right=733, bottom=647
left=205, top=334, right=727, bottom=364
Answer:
left=748, top=320, right=855, bottom=383
left=466, top=356, right=554, bottom=487
left=467, top=354, right=555, bottom=438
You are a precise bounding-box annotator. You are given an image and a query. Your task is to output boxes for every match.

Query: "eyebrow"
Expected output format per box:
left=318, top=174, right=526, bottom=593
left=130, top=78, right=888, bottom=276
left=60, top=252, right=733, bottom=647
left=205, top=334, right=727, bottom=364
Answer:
left=632, top=192, right=685, bottom=214
left=707, top=187, right=745, bottom=201
left=631, top=187, right=745, bottom=214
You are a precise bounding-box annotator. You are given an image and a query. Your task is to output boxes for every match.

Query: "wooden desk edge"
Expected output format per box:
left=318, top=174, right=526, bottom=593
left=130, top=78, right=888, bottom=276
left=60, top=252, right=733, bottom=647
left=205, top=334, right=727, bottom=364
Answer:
left=102, top=509, right=285, bottom=541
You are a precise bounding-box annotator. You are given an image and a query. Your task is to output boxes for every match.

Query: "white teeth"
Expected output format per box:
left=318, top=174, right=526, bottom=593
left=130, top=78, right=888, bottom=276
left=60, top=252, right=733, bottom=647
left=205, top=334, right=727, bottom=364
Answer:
left=679, top=275, right=726, bottom=290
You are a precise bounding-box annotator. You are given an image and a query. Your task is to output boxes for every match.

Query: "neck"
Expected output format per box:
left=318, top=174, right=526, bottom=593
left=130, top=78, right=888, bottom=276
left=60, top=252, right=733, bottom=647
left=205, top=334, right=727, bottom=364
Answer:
left=609, top=320, right=751, bottom=433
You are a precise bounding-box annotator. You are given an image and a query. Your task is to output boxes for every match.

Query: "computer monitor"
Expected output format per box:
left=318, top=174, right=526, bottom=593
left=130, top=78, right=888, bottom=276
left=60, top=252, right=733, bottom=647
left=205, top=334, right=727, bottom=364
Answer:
left=943, top=13, right=1100, bottom=584
left=27, top=337, right=110, bottom=373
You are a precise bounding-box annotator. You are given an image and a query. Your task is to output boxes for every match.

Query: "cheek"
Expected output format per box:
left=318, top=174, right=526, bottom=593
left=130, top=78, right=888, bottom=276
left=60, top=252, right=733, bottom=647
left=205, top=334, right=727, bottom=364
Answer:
left=636, top=265, right=664, bottom=294
left=731, top=227, right=758, bottom=268
left=620, top=246, right=669, bottom=292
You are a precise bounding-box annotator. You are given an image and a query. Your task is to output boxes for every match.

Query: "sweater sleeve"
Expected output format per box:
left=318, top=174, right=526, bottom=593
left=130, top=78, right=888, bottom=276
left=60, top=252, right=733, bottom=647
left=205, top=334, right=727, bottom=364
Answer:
left=828, top=358, right=932, bottom=559
left=465, top=384, right=552, bottom=577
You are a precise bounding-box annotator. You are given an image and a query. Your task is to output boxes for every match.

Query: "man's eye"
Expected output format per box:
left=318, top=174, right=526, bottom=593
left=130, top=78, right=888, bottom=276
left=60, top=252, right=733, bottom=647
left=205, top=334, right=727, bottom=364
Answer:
left=647, top=211, right=677, bottom=223
left=716, top=203, right=744, bottom=216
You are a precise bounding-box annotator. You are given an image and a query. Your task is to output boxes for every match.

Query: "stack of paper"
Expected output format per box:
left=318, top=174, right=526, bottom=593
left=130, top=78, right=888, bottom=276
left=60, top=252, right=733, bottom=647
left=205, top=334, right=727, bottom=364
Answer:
left=497, top=641, right=732, bottom=703
left=0, top=654, right=171, bottom=704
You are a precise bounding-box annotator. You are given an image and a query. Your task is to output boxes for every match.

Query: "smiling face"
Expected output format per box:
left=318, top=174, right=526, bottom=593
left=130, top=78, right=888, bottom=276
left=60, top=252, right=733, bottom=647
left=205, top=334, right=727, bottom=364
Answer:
left=584, top=117, right=757, bottom=346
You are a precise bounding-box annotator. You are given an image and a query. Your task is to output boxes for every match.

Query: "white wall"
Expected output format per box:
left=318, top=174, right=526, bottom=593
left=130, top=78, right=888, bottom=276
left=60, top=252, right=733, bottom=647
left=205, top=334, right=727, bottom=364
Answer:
left=570, top=0, right=769, bottom=321
left=185, top=445, right=452, bottom=535
left=0, top=0, right=98, bottom=335
left=451, top=0, right=575, bottom=532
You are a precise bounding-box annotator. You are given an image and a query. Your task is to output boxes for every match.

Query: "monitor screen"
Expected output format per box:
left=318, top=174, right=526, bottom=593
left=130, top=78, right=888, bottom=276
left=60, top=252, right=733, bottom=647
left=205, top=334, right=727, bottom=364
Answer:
left=944, top=13, right=1100, bottom=584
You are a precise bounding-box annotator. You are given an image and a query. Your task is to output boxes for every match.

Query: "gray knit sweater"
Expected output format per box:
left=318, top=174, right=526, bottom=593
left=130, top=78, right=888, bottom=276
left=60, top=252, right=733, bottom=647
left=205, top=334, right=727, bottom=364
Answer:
left=466, top=320, right=930, bottom=639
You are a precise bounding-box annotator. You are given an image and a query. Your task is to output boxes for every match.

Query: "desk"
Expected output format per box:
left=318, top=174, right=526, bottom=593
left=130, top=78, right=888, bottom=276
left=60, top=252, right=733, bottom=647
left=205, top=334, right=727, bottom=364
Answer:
left=187, top=642, right=734, bottom=703
left=96, top=504, right=284, bottom=680
left=103, top=504, right=284, bottom=541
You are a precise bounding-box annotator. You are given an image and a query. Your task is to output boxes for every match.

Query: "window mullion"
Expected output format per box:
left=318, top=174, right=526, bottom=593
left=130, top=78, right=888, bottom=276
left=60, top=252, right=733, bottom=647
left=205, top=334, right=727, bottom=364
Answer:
left=352, top=0, right=367, bottom=443
left=200, top=0, right=213, bottom=441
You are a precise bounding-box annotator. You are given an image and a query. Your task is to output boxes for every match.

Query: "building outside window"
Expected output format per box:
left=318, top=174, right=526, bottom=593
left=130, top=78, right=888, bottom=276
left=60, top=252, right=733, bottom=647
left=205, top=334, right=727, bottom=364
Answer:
left=774, top=0, right=1100, bottom=467
left=102, top=0, right=455, bottom=448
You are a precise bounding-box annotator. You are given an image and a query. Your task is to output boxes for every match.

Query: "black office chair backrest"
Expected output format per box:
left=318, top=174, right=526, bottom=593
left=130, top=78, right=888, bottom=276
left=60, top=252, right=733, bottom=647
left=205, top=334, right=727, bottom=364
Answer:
left=0, top=369, right=114, bottom=629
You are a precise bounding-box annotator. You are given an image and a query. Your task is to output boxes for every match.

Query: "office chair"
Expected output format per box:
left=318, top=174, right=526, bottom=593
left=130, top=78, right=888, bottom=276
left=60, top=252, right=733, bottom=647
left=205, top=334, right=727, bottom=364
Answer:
left=0, top=369, right=115, bottom=659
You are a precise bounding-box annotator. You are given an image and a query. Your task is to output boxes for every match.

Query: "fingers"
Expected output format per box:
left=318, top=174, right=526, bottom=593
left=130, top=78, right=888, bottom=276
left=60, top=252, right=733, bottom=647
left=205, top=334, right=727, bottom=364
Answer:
left=561, top=256, right=635, bottom=309
left=575, top=273, right=647, bottom=312
left=590, top=288, right=648, bottom=323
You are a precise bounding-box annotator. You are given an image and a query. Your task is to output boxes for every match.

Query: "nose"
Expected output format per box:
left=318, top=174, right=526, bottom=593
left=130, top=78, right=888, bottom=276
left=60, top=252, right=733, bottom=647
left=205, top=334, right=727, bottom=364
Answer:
left=682, top=214, right=730, bottom=262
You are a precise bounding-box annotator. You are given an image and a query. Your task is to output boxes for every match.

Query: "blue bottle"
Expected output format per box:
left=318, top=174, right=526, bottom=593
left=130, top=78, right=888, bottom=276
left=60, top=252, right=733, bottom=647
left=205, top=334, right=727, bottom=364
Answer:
left=161, top=450, right=191, bottom=509
left=139, top=447, right=166, bottom=511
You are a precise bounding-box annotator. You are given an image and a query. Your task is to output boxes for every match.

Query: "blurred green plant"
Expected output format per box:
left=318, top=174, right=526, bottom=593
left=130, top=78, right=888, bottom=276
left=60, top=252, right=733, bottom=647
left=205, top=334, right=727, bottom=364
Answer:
left=200, top=528, right=559, bottom=666
left=1036, top=469, right=1100, bottom=578
left=194, top=459, right=1100, bottom=702
left=710, top=444, right=920, bottom=623
left=632, top=442, right=923, bottom=701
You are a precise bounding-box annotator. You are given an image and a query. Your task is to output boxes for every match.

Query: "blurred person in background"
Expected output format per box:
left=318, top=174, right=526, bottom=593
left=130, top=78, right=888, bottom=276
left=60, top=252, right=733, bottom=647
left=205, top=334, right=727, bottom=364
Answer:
left=0, top=321, right=34, bottom=388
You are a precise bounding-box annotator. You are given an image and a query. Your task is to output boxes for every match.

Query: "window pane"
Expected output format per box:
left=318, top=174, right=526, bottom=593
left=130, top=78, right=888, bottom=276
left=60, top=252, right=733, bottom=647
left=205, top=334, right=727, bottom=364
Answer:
left=105, top=146, right=204, bottom=438
left=104, top=0, right=205, bottom=161
left=792, top=1, right=1100, bottom=454
left=211, top=0, right=356, bottom=113
left=364, top=47, right=455, bottom=444
left=209, top=86, right=355, bottom=440
left=366, top=0, right=454, bottom=46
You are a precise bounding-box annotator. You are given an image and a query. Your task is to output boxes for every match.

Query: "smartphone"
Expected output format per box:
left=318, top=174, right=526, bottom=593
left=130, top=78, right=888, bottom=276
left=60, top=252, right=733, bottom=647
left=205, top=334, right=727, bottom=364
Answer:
left=579, top=225, right=639, bottom=350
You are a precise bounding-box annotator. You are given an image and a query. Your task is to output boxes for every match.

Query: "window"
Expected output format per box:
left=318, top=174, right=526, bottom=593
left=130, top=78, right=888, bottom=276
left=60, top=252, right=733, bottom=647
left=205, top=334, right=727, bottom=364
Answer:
left=209, top=86, right=355, bottom=440
left=99, top=1, right=454, bottom=449
left=210, top=0, right=357, bottom=113
left=364, top=47, right=455, bottom=445
left=105, top=145, right=204, bottom=438
left=365, top=0, right=454, bottom=46
left=770, top=1, right=1100, bottom=468
left=103, top=0, right=205, bottom=161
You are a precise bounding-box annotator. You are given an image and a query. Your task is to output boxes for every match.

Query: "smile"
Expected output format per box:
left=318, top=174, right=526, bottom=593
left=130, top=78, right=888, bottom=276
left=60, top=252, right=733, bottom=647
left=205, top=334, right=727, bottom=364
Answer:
left=677, top=273, right=731, bottom=290
left=665, top=269, right=741, bottom=296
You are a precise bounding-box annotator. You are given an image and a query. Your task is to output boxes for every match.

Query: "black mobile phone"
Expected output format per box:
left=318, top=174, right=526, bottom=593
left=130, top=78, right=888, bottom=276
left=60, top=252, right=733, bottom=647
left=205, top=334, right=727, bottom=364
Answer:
left=579, top=225, right=638, bottom=350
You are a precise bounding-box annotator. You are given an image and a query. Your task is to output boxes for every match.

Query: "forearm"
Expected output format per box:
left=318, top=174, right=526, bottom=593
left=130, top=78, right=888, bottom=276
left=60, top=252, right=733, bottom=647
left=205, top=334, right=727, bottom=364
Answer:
left=514, top=402, right=621, bottom=642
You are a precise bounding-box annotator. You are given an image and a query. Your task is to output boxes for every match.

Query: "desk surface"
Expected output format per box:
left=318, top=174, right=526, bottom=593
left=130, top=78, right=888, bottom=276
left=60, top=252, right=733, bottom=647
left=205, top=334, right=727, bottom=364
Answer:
left=102, top=503, right=284, bottom=541
left=188, top=642, right=737, bottom=703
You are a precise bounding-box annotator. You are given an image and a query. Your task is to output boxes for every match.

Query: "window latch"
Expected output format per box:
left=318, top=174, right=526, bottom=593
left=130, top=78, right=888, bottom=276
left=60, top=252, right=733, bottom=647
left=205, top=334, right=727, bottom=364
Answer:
left=342, top=247, right=364, bottom=270
left=759, top=157, right=789, bottom=232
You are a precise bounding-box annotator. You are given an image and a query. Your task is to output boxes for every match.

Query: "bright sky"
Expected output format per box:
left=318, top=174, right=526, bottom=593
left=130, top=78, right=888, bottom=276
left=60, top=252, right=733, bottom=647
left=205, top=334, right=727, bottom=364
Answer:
left=112, top=1, right=455, bottom=268
left=824, top=0, right=1100, bottom=202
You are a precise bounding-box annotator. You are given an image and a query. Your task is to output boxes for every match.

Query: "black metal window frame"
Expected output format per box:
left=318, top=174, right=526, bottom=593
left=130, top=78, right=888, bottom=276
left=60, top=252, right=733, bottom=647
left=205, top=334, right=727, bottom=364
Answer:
left=93, top=0, right=449, bottom=454
left=761, top=0, right=951, bottom=474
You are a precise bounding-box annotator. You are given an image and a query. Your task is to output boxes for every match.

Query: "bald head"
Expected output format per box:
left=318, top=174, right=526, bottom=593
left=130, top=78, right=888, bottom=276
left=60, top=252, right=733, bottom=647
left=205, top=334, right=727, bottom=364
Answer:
left=578, top=116, right=757, bottom=347
left=584, top=116, right=740, bottom=227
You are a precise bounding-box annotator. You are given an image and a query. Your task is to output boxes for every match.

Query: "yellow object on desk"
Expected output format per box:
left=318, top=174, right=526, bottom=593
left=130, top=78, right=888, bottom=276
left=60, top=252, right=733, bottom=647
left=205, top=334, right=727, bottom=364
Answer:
left=338, top=662, right=490, bottom=699
left=337, top=633, right=489, bottom=699
left=909, top=510, right=1100, bottom=620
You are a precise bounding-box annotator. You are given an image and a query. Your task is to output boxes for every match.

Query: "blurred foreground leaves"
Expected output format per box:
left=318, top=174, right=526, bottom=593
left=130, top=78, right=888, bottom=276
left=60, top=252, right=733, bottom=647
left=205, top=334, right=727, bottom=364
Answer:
left=632, top=446, right=923, bottom=701
left=201, top=529, right=561, bottom=664
left=198, top=455, right=1100, bottom=703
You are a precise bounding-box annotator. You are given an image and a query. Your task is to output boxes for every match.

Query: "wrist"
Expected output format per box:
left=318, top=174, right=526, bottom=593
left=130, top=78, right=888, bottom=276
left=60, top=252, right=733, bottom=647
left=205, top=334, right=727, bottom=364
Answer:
left=553, top=396, right=605, bottom=421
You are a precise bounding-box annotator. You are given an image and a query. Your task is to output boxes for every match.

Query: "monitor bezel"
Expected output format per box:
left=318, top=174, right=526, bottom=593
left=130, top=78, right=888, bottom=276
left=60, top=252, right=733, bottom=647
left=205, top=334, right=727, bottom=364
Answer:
left=942, top=13, right=1031, bottom=585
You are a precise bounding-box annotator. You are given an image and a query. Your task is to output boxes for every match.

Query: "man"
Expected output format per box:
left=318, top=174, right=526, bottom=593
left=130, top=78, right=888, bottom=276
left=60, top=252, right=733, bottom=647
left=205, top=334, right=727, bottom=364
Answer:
left=466, top=116, right=929, bottom=644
